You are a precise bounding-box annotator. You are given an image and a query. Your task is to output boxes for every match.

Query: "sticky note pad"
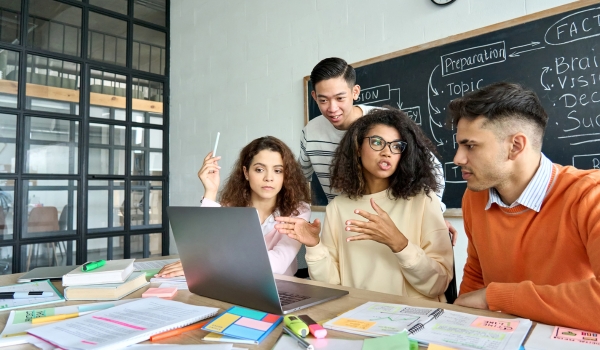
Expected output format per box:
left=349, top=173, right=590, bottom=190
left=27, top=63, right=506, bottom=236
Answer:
left=141, top=287, right=178, bottom=298
left=471, top=317, right=520, bottom=332
left=262, top=313, right=280, bottom=323
left=362, top=332, right=409, bottom=350
left=228, top=306, right=266, bottom=320
left=333, top=318, right=376, bottom=330
left=235, top=317, right=272, bottom=331
left=202, top=306, right=283, bottom=344
left=224, top=324, right=265, bottom=341
left=205, top=313, right=241, bottom=333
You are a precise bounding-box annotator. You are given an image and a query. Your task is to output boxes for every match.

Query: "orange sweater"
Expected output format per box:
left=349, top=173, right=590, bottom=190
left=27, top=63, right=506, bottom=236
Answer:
left=460, top=164, right=600, bottom=332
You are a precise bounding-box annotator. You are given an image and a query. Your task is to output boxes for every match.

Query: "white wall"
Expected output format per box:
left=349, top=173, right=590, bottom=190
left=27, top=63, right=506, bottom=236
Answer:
left=169, top=0, right=576, bottom=288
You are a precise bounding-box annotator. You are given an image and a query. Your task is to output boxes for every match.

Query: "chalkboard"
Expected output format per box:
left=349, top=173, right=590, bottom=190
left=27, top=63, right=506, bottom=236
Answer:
left=304, top=0, right=600, bottom=209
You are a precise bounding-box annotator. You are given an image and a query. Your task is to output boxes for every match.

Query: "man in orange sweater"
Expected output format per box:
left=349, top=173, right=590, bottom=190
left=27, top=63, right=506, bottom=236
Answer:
left=450, top=82, right=600, bottom=332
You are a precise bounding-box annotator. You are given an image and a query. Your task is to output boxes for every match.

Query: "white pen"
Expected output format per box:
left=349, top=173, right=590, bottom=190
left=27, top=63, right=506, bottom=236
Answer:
left=212, top=132, right=220, bottom=157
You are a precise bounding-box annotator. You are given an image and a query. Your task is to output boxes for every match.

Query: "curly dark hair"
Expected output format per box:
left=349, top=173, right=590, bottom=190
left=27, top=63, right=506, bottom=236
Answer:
left=330, top=107, right=441, bottom=200
left=219, top=136, right=310, bottom=217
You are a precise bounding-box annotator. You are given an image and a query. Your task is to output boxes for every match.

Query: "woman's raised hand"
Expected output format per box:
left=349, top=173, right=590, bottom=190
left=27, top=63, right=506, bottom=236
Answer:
left=155, top=260, right=185, bottom=278
left=345, top=198, right=409, bottom=253
left=274, top=217, right=322, bottom=247
left=198, top=151, right=221, bottom=201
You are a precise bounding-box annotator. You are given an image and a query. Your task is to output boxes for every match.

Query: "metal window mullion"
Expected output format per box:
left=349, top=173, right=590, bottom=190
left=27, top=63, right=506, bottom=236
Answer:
left=77, top=52, right=88, bottom=266
left=107, top=180, right=114, bottom=229
left=161, top=0, right=169, bottom=255
left=61, top=21, right=66, bottom=56
left=107, top=236, right=113, bottom=260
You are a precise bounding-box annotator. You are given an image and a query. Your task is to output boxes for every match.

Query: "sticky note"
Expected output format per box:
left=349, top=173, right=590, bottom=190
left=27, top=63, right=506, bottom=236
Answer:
left=142, top=287, right=178, bottom=298
left=362, top=332, right=409, bottom=350
left=333, top=318, right=376, bottom=330
left=234, top=317, right=272, bottom=331
left=228, top=306, right=266, bottom=320
left=262, top=314, right=280, bottom=323
left=205, top=313, right=240, bottom=332
left=471, top=317, right=519, bottom=332
left=409, top=339, right=419, bottom=350
left=224, top=324, right=265, bottom=341
left=552, top=326, right=600, bottom=346
left=428, top=344, right=459, bottom=350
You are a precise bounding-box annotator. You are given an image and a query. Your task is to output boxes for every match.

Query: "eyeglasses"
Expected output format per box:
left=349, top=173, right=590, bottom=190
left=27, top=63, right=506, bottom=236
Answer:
left=364, top=135, right=407, bottom=154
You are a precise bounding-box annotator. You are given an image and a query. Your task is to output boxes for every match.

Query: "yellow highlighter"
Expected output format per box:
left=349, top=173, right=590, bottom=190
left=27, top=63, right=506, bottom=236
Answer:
left=283, top=314, right=309, bottom=338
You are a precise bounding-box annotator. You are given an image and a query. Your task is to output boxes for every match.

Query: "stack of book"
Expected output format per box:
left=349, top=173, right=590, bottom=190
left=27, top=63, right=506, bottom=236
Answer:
left=62, top=259, right=148, bottom=301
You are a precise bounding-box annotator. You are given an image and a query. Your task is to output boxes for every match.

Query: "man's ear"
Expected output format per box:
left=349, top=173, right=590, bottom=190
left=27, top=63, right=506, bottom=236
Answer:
left=508, top=132, right=527, bottom=160
left=311, top=90, right=317, bottom=102
left=352, top=85, right=361, bottom=100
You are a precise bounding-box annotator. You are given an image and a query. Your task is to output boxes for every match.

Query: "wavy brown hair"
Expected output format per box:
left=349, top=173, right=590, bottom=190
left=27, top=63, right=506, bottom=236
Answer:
left=330, top=107, right=441, bottom=200
left=219, top=136, right=310, bottom=217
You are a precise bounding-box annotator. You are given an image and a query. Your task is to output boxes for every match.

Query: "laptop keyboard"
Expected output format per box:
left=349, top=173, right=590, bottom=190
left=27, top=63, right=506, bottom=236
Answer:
left=279, top=291, right=311, bottom=306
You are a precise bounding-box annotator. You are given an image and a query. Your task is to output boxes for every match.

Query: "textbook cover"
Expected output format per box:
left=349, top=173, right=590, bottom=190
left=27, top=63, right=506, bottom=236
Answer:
left=202, top=306, right=282, bottom=344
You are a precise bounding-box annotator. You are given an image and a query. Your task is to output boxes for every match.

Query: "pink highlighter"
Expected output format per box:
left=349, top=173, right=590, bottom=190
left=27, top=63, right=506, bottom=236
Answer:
left=298, top=315, right=327, bottom=339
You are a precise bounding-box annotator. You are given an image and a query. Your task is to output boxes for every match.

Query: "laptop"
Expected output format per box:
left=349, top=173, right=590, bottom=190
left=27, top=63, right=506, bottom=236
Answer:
left=167, top=206, right=349, bottom=315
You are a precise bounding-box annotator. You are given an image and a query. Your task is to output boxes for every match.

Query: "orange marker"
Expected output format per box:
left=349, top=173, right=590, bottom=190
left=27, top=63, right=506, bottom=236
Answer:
left=150, top=320, right=210, bottom=342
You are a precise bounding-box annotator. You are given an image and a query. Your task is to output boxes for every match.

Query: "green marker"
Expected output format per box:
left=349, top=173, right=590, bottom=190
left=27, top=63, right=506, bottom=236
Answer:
left=82, top=259, right=106, bottom=272
left=283, top=314, right=309, bottom=338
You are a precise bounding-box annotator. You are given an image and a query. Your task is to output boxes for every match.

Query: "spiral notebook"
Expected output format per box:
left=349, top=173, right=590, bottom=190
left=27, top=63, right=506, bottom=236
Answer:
left=323, top=301, right=532, bottom=350
left=27, top=298, right=219, bottom=350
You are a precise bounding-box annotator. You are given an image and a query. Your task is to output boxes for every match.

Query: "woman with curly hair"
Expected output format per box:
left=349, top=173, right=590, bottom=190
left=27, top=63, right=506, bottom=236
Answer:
left=157, top=136, right=311, bottom=277
left=277, top=108, right=453, bottom=301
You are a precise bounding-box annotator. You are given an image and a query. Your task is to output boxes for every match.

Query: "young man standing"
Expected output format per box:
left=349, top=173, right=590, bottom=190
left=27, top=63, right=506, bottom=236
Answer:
left=451, top=82, right=600, bottom=332
left=298, top=57, right=457, bottom=242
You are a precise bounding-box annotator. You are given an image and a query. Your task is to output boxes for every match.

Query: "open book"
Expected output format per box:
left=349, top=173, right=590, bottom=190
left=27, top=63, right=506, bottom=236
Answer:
left=28, top=298, right=219, bottom=350
left=323, top=301, right=532, bottom=350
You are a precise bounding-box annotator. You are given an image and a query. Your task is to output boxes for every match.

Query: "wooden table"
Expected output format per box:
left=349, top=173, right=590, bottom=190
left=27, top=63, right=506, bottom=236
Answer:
left=0, top=258, right=523, bottom=349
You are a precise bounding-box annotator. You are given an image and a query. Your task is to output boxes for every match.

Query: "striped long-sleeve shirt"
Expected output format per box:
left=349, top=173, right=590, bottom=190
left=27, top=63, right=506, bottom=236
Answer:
left=299, top=105, right=446, bottom=211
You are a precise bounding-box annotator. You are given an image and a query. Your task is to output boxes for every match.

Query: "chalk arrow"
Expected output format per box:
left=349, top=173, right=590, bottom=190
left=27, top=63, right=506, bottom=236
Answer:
left=509, top=46, right=545, bottom=58
left=509, top=41, right=540, bottom=50
left=427, top=65, right=444, bottom=146
left=540, top=67, right=551, bottom=91
left=428, top=66, right=439, bottom=96
left=428, top=99, right=441, bottom=114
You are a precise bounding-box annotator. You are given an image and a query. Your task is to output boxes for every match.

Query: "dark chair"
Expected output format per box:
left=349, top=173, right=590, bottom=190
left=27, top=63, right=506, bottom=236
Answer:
left=26, top=206, right=60, bottom=271
left=58, top=204, right=69, bottom=231
left=444, top=233, right=458, bottom=304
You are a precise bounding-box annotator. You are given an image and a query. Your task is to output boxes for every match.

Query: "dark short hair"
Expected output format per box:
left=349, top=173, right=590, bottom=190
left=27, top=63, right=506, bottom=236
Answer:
left=447, top=82, right=548, bottom=144
left=310, top=57, right=356, bottom=89
left=330, top=107, right=440, bottom=200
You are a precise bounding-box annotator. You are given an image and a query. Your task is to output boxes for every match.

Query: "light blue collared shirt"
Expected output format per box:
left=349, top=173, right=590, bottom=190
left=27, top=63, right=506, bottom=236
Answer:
left=485, top=153, right=553, bottom=212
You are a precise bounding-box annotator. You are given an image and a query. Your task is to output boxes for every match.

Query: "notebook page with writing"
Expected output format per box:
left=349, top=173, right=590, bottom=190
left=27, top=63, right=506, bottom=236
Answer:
left=323, top=302, right=532, bottom=350
left=28, top=298, right=219, bottom=350
left=323, top=302, right=432, bottom=337
left=409, top=310, right=532, bottom=350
